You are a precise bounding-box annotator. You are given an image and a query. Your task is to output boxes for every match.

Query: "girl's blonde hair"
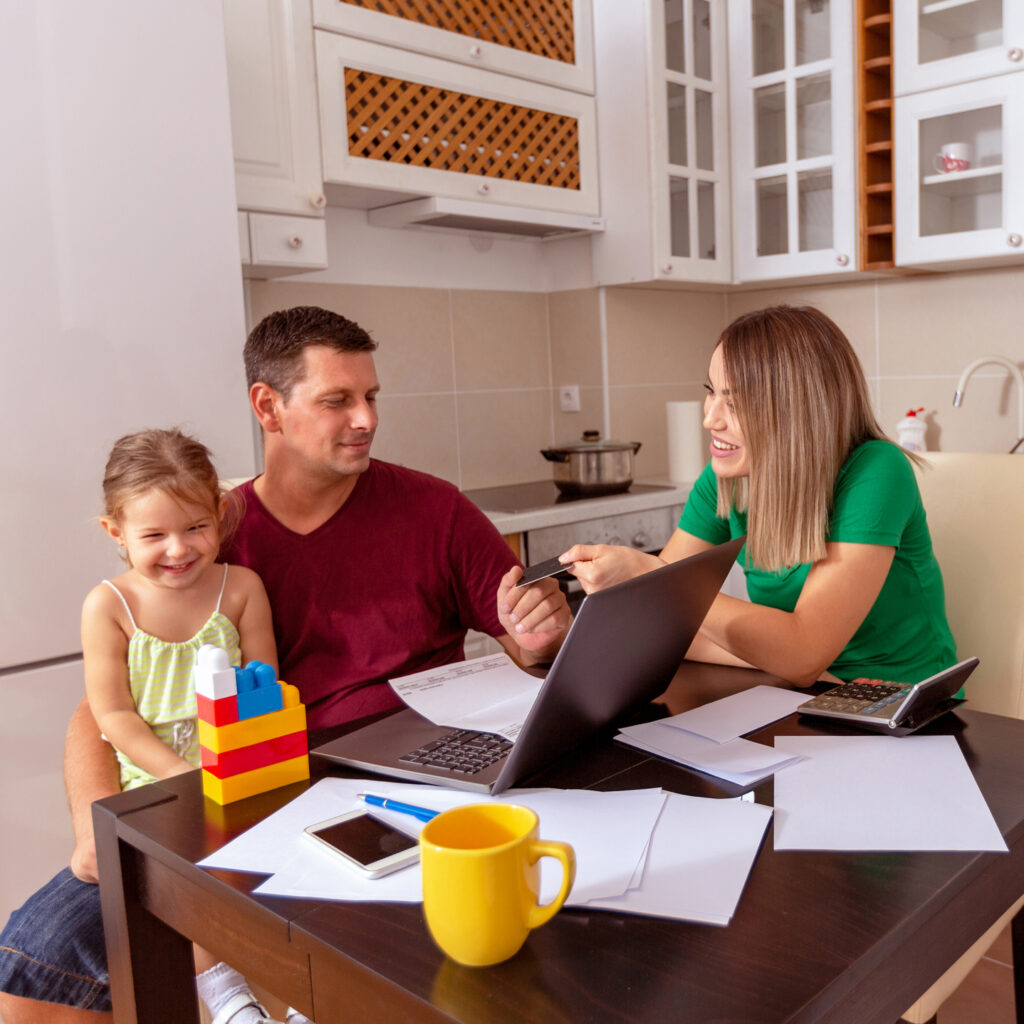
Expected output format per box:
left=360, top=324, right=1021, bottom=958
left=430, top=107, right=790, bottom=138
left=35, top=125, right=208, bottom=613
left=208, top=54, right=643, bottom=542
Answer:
left=102, top=428, right=239, bottom=539
left=715, top=305, right=890, bottom=571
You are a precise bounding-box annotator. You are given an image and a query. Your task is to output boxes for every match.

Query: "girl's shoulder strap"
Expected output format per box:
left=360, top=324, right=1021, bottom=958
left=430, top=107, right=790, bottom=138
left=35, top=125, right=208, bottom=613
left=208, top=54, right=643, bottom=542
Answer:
left=101, top=579, right=137, bottom=631
left=214, top=562, right=230, bottom=614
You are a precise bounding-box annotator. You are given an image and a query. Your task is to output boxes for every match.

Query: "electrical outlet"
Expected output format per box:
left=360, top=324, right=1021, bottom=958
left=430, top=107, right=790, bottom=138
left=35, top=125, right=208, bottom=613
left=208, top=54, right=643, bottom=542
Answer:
left=559, top=385, right=581, bottom=413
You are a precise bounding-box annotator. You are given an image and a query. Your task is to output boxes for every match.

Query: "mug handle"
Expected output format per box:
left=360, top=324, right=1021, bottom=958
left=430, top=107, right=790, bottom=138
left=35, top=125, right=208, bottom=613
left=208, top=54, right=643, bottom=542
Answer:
left=933, top=153, right=945, bottom=173
left=525, top=840, right=576, bottom=930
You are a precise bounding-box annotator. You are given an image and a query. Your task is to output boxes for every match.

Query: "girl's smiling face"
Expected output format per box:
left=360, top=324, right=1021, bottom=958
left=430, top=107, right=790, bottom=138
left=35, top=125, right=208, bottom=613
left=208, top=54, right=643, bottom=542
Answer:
left=703, top=345, right=750, bottom=479
left=103, top=489, right=221, bottom=589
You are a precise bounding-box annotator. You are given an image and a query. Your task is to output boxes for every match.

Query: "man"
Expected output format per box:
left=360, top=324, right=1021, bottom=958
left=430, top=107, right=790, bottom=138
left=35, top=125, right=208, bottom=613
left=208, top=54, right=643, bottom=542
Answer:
left=0, top=306, right=571, bottom=1024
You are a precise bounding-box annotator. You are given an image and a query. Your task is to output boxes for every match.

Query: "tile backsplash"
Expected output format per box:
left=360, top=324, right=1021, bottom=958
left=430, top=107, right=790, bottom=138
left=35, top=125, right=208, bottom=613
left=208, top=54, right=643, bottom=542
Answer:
left=248, top=264, right=1024, bottom=489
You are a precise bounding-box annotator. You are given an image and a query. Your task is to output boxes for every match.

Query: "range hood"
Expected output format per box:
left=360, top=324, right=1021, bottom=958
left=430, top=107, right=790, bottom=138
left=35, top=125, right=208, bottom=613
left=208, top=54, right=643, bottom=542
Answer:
left=367, top=197, right=605, bottom=240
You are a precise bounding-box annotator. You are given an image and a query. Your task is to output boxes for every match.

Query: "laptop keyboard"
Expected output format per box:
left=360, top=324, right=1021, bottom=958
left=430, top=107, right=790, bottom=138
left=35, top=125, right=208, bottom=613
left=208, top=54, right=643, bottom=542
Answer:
left=802, top=679, right=908, bottom=716
left=398, top=729, right=512, bottom=775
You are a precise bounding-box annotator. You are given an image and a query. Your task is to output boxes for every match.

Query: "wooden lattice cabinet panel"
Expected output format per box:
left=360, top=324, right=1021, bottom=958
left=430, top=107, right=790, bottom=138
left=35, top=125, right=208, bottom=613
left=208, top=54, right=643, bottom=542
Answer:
left=313, top=0, right=595, bottom=93
left=317, top=33, right=599, bottom=214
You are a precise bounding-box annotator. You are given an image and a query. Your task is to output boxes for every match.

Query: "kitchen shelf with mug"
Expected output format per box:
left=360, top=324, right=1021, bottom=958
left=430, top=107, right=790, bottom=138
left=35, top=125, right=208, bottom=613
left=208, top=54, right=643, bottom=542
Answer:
left=894, top=73, right=1023, bottom=267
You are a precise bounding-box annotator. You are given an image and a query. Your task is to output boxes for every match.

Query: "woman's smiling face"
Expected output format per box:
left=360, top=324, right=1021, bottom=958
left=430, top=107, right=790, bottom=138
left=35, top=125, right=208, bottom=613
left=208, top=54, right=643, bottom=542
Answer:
left=703, top=344, right=750, bottom=479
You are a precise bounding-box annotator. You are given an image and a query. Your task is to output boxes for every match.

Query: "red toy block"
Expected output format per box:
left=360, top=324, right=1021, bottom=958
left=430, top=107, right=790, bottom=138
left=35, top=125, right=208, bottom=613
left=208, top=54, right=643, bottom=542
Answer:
left=200, top=729, right=308, bottom=779
left=196, top=692, right=239, bottom=726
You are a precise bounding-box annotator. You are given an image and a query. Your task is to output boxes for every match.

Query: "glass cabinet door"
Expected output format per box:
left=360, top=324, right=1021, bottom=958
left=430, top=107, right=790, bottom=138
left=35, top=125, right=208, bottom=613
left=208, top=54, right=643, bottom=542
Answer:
left=728, top=0, right=856, bottom=281
left=895, top=74, right=1023, bottom=265
left=894, top=0, right=1024, bottom=97
left=652, top=0, right=730, bottom=281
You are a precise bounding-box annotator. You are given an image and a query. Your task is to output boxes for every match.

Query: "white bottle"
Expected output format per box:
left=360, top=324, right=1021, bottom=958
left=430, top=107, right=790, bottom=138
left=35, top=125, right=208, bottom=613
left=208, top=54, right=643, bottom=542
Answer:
left=897, top=407, right=927, bottom=452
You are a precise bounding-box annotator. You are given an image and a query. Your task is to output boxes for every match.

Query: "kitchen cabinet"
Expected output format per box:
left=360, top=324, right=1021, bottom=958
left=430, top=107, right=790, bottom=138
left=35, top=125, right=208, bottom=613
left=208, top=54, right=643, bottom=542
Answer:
left=223, top=0, right=328, bottom=275
left=312, top=0, right=595, bottom=94
left=893, top=0, right=1024, bottom=97
left=593, top=0, right=732, bottom=286
left=316, top=32, right=600, bottom=216
left=728, top=0, right=858, bottom=281
left=894, top=73, right=1023, bottom=267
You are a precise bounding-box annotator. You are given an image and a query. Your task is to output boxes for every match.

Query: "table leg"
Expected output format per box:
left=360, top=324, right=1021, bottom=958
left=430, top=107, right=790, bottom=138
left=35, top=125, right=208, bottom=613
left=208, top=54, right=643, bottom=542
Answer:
left=94, top=792, right=200, bottom=1024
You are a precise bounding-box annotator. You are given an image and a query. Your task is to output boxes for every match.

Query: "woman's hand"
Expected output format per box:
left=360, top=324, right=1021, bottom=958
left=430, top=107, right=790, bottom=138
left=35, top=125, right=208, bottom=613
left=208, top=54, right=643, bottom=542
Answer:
left=560, top=544, right=664, bottom=594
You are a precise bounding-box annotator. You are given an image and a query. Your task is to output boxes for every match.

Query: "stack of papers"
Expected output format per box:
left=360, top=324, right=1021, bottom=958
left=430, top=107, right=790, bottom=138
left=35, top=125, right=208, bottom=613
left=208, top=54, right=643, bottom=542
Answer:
left=199, top=777, right=773, bottom=927
left=617, top=685, right=810, bottom=785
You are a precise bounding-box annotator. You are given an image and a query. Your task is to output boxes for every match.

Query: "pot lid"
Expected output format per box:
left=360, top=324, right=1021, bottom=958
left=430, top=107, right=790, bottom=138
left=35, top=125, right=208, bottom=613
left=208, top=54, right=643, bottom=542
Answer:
left=544, top=430, right=640, bottom=454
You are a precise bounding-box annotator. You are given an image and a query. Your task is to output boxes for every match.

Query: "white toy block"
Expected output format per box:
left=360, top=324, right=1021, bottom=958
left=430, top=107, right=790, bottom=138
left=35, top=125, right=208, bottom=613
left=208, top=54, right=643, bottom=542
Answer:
left=194, top=643, right=238, bottom=700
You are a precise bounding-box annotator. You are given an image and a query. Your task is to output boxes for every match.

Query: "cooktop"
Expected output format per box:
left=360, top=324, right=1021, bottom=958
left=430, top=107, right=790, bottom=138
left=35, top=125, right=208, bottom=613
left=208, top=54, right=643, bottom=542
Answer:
left=463, top=480, right=675, bottom=514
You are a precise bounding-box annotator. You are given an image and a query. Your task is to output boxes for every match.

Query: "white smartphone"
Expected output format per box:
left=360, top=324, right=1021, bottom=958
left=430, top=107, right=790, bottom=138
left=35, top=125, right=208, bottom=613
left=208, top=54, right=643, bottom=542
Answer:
left=303, top=809, right=420, bottom=878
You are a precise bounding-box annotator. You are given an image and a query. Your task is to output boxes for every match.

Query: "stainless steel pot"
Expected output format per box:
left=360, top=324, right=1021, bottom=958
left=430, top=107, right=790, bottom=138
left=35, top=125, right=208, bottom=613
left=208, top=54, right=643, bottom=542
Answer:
left=540, top=430, right=642, bottom=497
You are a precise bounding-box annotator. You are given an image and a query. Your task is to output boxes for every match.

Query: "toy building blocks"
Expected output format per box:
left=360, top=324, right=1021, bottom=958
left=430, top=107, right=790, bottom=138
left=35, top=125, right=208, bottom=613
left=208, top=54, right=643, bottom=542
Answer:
left=194, top=643, right=309, bottom=805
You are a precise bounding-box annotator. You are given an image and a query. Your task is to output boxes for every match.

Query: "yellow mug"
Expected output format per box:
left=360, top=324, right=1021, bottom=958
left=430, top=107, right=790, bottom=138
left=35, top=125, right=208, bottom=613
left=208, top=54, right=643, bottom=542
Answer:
left=419, top=802, right=576, bottom=967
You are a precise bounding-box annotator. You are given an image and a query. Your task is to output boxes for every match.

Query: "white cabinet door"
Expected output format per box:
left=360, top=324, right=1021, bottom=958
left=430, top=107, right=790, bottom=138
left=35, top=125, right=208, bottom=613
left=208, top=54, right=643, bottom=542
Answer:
left=313, top=0, right=595, bottom=94
left=593, top=0, right=731, bottom=286
left=894, top=0, right=1024, bottom=96
left=728, top=0, right=857, bottom=282
left=895, top=74, right=1024, bottom=267
left=317, top=33, right=600, bottom=216
left=224, top=0, right=327, bottom=217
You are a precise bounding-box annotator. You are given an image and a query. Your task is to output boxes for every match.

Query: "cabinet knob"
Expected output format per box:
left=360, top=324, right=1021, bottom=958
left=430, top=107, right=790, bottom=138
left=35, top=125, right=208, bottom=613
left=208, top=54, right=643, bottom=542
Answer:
left=469, top=44, right=482, bottom=58
left=478, top=182, right=491, bottom=196
left=1008, top=47, right=1023, bottom=62
left=287, top=235, right=303, bottom=249
left=661, top=263, right=673, bottom=274
left=309, top=192, right=327, bottom=210
left=835, top=252, right=850, bottom=266
left=632, top=532, right=651, bottom=549
left=1008, top=233, right=1023, bottom=248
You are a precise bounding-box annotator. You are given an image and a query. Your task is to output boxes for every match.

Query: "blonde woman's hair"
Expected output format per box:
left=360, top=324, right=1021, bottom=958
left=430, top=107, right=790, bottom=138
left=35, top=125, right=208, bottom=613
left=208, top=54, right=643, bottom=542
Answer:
left=715, top=305, right=890, bottom=571
left=101, top=428, right=240, bottom=542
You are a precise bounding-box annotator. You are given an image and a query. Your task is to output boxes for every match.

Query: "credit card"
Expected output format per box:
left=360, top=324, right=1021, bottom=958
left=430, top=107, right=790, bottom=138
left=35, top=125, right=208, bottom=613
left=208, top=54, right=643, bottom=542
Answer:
left=515, top=555, right=572, bottom=587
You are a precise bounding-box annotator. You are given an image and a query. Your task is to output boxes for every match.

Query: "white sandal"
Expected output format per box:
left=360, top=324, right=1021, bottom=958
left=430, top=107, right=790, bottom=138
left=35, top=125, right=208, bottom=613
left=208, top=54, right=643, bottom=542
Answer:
left=209, top=991, right=282, bottom=1024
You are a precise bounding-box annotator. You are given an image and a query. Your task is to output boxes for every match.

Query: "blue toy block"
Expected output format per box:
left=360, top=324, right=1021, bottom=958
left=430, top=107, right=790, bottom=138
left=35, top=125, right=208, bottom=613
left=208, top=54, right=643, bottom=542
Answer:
left=235, top=658, right=285, bottom=720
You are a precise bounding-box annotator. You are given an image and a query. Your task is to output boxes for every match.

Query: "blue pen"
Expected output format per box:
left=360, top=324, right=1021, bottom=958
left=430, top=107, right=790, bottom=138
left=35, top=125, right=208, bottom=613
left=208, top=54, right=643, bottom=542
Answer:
left=359, top=793, right=439, bottom=823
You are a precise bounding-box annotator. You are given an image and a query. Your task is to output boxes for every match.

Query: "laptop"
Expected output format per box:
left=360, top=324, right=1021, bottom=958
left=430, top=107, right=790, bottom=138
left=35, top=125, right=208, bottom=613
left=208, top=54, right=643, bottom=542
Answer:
left=797, top=657, right=977, bottom=736
left=313, top=536, right=744, bottom=794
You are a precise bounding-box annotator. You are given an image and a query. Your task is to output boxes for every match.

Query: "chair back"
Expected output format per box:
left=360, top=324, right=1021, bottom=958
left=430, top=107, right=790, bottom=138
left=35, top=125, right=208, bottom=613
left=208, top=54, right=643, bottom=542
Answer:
left=913, top=452, right=1024, bottom=719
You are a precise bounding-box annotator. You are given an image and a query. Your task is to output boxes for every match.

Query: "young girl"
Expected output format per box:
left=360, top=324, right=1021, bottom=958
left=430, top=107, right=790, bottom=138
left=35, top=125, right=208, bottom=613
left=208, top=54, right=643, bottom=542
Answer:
left=561, top=305, right=956, bottom=686
left=82, top=428, right=306, bottom=1024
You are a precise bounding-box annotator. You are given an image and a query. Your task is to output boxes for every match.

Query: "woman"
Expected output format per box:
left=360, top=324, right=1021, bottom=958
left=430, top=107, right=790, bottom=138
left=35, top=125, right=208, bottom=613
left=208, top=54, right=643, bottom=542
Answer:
left=561, top=305, right=955, bottom=686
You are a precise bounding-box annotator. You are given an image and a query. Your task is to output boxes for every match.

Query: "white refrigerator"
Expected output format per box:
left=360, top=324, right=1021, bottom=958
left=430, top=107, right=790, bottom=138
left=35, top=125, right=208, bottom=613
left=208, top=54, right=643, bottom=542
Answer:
left=0, top=3, right=255, bottom=921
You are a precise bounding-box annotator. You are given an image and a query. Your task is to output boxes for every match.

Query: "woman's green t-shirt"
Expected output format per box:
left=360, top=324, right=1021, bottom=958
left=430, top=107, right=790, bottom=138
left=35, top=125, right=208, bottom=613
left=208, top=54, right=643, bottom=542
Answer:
left=678, top=440, right=956, bottom=683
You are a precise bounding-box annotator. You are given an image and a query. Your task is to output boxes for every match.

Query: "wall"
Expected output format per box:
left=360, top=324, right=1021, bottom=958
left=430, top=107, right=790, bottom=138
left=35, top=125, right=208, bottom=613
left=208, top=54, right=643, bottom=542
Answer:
left=249, top=263, right=1023, bottom=489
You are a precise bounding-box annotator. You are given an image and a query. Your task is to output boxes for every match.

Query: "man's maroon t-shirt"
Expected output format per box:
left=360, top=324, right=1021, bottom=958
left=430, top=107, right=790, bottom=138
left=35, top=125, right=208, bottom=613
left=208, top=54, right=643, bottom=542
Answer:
left=221, top=461, right=517, bottom=730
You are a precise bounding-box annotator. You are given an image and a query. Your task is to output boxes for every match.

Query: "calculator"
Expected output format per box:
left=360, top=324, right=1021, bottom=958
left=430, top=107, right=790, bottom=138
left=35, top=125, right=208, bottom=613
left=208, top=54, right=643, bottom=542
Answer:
left=797, top=658, right=977, bottom=735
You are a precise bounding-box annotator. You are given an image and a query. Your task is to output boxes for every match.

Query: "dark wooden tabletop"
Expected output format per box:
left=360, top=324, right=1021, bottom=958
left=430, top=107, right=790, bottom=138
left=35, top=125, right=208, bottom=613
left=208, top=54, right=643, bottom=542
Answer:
left=94, top=663, right=1024, bottom=1024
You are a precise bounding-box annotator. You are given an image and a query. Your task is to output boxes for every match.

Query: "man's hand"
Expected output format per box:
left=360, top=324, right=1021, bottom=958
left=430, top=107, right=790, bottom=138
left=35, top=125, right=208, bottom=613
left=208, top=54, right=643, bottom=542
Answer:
left=496, top=566, right=572, bottom=666
left=70, top=833, right=99, bottom=885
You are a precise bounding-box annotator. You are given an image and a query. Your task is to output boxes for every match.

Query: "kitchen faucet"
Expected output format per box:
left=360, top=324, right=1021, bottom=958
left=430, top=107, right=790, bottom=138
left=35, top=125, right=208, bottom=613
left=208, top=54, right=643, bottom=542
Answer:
left=953, top=355, right=1024, bottom=454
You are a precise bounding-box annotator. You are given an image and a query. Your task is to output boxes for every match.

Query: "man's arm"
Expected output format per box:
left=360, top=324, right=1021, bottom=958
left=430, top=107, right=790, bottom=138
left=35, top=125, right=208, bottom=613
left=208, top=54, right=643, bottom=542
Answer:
left=66, top=696, right=121, bottom=883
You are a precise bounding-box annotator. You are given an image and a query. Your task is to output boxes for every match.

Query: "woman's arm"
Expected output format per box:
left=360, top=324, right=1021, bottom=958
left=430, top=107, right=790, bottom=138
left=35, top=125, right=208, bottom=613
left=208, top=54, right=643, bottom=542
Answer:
left=231, top=566, right=278, bottom=670
left=699, top=541, right=895, bottom=685
left=562, top=527, right=714, bottom=593
left=81, top=586, right=193, bottom=780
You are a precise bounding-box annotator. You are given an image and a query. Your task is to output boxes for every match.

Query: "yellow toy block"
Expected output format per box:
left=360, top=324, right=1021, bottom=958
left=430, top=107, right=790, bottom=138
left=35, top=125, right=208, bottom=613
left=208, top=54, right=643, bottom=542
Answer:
left=198, top=703, right=306, bottom=754
left=201, top=754, right=310, bottom=804
left=282, top=681, right=300, bottom=708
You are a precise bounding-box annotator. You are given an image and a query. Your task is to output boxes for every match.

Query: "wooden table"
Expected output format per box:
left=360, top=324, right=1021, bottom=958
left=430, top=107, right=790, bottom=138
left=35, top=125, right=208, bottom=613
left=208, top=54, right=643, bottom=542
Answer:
left=94, top=663, right=1024, bottom=1024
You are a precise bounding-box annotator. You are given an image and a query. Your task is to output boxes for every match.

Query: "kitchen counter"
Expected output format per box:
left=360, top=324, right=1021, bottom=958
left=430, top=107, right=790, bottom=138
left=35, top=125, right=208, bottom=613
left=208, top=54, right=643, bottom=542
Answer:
left=466, top=477, right=693, bottom=534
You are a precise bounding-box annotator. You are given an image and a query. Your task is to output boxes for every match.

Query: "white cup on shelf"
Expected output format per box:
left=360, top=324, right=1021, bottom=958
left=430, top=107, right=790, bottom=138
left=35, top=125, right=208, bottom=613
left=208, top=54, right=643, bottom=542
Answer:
left=933, top=142, right=972, bottom=174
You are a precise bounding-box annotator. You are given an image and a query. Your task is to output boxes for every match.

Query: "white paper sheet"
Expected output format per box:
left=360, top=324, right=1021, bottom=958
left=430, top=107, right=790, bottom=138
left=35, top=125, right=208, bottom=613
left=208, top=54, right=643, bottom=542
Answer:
left=585, top=794, right=773, bottom=925
left=661, top=685, right=811, bottom=743
left=617, top=721, right=802, bottom=785
left=388, top=653, right=543, bottom=740
left=772, top=735, right=1008, bottom=852
left=200, top=778, right=667, bottom=906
